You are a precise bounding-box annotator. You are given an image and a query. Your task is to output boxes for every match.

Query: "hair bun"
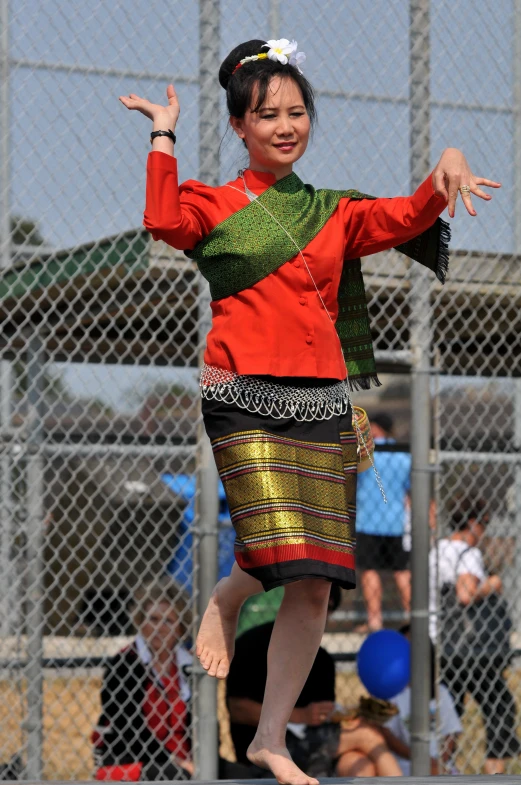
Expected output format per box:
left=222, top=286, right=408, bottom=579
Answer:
left=218, top=39, right=267, bottom=89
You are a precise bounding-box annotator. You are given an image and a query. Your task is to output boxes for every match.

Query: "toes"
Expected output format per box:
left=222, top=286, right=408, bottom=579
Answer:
left=201, top=652, right=213, bottom=670
left=216, top=660, right=229, bottom=680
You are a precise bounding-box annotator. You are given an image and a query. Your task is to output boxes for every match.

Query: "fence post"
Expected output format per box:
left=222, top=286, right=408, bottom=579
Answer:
left=515, top=382, right=521, bottom=631
left=194, top=0, right=221, bottom=780
left=0, top=0, right=9, bottom=274
left=0, top=0, right=15, bottom=640
left=514, top=0, right=521, bottom=253
left=23, top=331, right=46, bottom=781
left=408, top=0, right=432, bottom=776
left=513, top=0, right=521, bottom=636
left=269, top=0, right=280, bottom=40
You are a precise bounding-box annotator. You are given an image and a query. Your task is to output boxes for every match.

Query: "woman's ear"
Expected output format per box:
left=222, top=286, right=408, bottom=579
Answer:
left=229, top=115, right=245, bottom=140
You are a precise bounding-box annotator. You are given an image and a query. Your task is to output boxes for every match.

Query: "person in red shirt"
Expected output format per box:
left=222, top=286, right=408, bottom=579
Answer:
left=120, top=37, right=499, bottom=785
left=92, top=580, right=193, bottom=781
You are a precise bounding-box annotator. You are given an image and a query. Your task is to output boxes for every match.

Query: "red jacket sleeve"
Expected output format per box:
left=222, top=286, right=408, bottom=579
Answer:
left=343, top=173, right=447, bottom=259
left=143, top=151, right=223, bottom=250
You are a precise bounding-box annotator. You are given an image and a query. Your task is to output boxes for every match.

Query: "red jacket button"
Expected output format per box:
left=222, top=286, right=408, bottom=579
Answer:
left=299, top=296, right=307, bottom=306
left=294, top=260, right=301, bottom=268
left=306, top=335, right=313, bottom=344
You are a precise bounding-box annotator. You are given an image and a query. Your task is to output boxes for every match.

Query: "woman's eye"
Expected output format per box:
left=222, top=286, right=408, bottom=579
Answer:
left=291, top=112, right=304, bottom=118
left=261, top=113, right=276, bottom=119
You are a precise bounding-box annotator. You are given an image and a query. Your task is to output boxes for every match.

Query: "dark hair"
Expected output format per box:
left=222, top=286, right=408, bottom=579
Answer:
left=372, top=412, right=394, bottom=435
left=449, top=497, right=489, bottom=531
left=218, top=39, right=316, bottom=126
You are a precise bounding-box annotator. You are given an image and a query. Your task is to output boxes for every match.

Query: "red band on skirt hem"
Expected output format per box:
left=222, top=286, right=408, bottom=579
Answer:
left=235, top=541, right=355, bottom=570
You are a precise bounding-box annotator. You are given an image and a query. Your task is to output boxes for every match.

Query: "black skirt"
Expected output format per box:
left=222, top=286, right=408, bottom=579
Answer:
left=202, top=392, right=357, bottom=591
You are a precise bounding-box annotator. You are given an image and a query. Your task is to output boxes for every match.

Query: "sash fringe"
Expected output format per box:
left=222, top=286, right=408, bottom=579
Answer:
left=435, top=218, right=451, bottom=285
left=346, top=373, right=382, bottom=392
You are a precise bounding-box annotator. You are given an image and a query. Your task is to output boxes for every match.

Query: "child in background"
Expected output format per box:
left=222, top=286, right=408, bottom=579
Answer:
left=381, top=626, right=462, bottom=775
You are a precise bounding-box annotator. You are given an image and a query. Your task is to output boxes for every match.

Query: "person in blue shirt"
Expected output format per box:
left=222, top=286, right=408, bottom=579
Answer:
left=161, top=473, right=236, bottom=592
left=355, top=414, right=411, bottom=631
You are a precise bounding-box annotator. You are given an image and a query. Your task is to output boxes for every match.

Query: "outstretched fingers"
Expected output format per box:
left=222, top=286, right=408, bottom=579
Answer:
left=475, top=177, right=501, bottom=189
left=119, top=83, right=180, bottom=131
left=447, top=181, right=460, bottom=218
left=432, top=170, right=449, bottom=202
left=118, top=93, right=153, bottom=119
left=461, top=177, right=501, bottom=216
left=472, top=177, right=501, bottom=201
left=166, top=83, right=179, bottom=105
left=459, top=187, right=476, bottom=217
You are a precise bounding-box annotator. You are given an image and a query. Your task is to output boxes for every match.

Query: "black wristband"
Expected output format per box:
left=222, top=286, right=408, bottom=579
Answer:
left=150, top=129, right=176, bottom=145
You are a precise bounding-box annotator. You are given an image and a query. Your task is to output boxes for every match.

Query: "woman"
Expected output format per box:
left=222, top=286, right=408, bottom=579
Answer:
left=92, top=580, right=193, bottom=781
left=429, top=500, right=520, bottom=775
left=120, top=38, right=499, bottom=785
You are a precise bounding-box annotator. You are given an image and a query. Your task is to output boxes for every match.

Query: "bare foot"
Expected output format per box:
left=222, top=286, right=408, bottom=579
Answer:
left=195, top=578, right=239, bottom=679
left=247, top=740, right=319, bottom=785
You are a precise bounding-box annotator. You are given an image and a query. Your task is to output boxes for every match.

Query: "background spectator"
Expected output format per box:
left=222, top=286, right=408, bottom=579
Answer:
left=356, top=413, right=411, bottom=631
left=226, top=585, right=403, bottom=778
left=162, top=473, right=236, bottom=591
left=382, top=626, right=462, bottom=775
left=429, top=500, right=520, bottom=775
left=92, top=579, right=193, bottom=781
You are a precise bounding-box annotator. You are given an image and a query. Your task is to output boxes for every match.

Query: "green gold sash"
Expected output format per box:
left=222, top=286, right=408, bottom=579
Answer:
left=187, top=172, right=449, bottom=389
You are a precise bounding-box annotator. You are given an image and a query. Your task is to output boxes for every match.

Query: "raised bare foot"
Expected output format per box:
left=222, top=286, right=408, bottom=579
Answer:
left=247, top=741, right=319, bottom=785
left=195, top=578, right=239, bottom=679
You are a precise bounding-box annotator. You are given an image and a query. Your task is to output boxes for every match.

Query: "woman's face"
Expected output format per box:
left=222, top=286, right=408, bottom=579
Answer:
left=230, top=75, right=310, bottom=179
left=140, top=600, right=181, bottom=658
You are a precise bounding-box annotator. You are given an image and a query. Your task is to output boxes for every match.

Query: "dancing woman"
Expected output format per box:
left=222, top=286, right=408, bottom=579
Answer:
left=121, top=38, right=499, bottom=785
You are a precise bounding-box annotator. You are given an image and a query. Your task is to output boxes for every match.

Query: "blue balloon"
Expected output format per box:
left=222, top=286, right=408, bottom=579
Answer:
left=357, top=630, right=411, bottom=700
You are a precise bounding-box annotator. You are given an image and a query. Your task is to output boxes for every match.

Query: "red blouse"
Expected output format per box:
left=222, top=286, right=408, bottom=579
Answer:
left=144, top=152, right=446, bottom=380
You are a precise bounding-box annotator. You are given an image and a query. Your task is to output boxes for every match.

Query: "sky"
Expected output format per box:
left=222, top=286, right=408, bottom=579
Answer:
left=9, top=0, right=514, bottom=251
left=5, top=0, right=517, bottom=409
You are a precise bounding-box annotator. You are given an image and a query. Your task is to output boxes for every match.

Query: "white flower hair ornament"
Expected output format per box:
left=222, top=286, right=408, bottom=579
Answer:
left=264, top=39, right=306, bottom=73
left=231, top=38, right=306, bottom=76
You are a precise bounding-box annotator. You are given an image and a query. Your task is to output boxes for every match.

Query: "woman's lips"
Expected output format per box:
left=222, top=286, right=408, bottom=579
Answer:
left=274, top=142, right=296, bottom=151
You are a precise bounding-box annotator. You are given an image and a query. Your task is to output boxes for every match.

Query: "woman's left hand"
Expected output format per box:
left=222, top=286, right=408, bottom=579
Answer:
left=432, top=148, right=501, bottom=219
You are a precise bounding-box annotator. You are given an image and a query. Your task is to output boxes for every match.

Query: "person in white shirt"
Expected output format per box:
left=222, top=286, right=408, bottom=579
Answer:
left=429, top=499, right=520, bottom=775
left=382, top=628, right=462, bottom=775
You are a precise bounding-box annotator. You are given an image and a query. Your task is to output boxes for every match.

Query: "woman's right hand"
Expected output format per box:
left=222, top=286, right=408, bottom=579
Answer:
left=119, top=84, right=180, bottom=132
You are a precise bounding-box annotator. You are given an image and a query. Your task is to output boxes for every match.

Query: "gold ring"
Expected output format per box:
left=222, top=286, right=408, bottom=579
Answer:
left=459, top=185, right=471, bottom=196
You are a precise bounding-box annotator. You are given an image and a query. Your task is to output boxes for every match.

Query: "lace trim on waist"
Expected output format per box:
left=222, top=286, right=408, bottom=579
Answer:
left=200, top=363, right=350, bottom=422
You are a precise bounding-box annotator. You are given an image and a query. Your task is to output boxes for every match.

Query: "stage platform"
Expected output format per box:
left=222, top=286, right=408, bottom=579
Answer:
left=11, top=778, right=521, bottom=785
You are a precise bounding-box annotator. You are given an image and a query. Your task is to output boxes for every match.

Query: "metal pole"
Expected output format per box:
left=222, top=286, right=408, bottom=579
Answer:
left=514, top=381, right=521, bottom=632
left=269, top=0, right=280, bottom=40
left=194, top=1, right=220, bottom=780
left=513, top=7, right=521, bottom=638
left=23, top=331, right=45, bottom=781
left=0, top=0, right=9, bottom=272
left=514, top=0, right=521, bottom=251
left=409, top=0, right=432, bottom=776
left=0, top=0, right=14, bottom=639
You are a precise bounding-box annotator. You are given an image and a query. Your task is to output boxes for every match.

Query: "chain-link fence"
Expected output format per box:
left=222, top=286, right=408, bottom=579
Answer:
left=0, top=0, right=520, bottom=779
